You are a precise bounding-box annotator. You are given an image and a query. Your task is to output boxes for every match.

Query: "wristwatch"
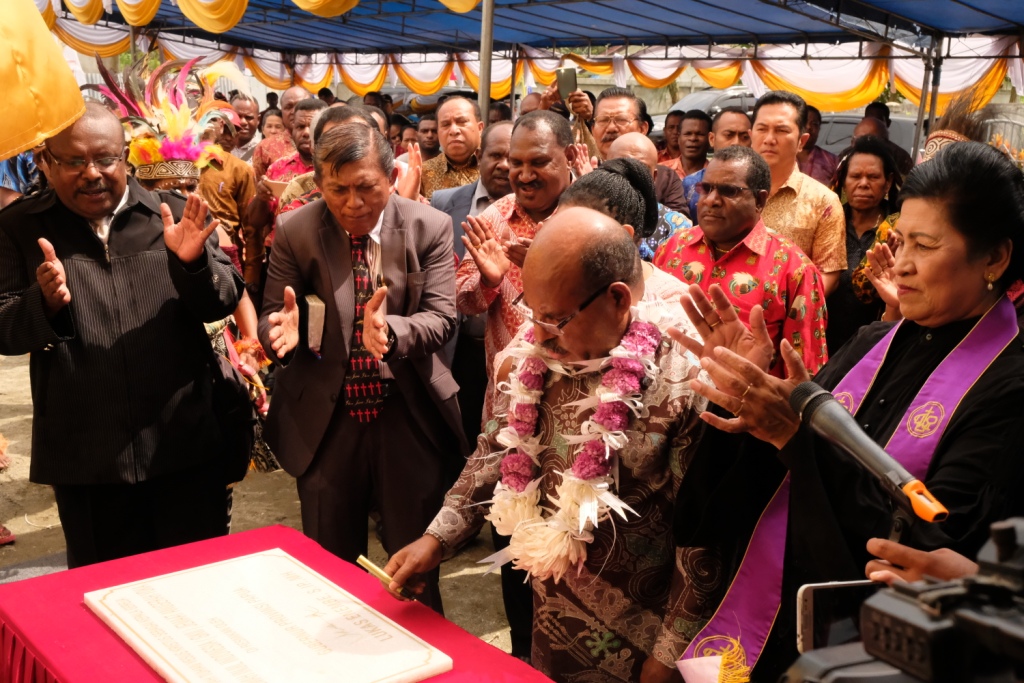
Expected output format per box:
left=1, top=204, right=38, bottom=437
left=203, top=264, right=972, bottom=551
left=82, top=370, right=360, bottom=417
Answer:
left=382, top=326, right=398, bottom=359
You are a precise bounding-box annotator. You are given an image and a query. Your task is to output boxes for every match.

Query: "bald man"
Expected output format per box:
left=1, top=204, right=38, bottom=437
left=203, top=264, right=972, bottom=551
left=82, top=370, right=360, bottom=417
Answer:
left=388, top=206, right=721, bottom=683
left=519, top=92, right=542, bottom=115
left=0, top=103, right=244, bottom=567
left=607, top=132, right=694, bottom=259
left=607, top=131, right=687, bottom=216
left=838, top=115, right=914, bottom=179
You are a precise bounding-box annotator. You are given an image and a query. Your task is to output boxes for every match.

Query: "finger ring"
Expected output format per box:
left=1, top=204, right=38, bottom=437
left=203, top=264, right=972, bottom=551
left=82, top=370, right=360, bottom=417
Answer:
left=733, top=400, right=744, bottom=417
left=708, top=318, right=722, bottom=329
left=741, top=384, right=751, bottom=399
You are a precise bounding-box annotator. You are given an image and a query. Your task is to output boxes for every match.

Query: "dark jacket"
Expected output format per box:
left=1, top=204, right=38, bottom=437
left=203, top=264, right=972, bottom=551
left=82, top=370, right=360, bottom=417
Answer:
left=430, top=180, right=477, bottom=261
left=257, top=195, right=468, bottom=478
left=0, top=178, right=243, bottom=485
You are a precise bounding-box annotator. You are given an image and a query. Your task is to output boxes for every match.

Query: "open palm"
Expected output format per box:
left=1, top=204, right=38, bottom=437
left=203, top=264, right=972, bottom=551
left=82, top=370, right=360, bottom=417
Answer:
left=163, top=193, right=219, bottom=264
left=462, top=214, right=510, bottom=288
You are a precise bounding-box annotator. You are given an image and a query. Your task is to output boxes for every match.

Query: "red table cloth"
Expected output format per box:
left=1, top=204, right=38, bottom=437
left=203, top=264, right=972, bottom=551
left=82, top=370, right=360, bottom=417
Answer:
left=0, top=525, right=549, bottom=683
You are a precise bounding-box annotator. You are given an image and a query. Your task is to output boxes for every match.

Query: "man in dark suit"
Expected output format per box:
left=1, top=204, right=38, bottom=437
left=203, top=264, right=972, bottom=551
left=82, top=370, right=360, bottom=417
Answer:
left=0, top=103, right=243, bottom=567
left=258, top=121, right=467, bottom=613
left=430, top=122, right=512, bottom=453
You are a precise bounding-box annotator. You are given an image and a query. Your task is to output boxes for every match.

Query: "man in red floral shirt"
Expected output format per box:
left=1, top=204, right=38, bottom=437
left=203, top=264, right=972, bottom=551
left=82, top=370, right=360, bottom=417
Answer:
left=655, top=145, right=828, bottom=376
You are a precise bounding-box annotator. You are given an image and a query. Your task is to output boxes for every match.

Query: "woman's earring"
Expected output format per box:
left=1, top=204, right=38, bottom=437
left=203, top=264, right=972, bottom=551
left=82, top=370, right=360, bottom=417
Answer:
left=987, top=274, right=995, bottom=291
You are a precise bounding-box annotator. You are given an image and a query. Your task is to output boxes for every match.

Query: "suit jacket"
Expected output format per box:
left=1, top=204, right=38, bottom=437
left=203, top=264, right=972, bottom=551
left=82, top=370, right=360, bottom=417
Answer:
left=429, top=180, right=478, bottom=261
left=655, top=163, right=688, bottom=215
left=258, top=195, right=467, bottom=477
left=0, top=179, right=243, bottom=485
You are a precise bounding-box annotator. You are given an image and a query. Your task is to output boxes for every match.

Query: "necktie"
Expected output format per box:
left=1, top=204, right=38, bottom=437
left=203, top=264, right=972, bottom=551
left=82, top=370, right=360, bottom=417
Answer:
left=343, top=235, right=386, bottom=422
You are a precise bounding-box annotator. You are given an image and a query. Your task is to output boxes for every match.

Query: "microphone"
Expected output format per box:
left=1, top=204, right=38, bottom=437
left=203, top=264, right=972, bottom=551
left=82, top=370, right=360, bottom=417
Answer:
left=789, top=382, right=948, bottom=524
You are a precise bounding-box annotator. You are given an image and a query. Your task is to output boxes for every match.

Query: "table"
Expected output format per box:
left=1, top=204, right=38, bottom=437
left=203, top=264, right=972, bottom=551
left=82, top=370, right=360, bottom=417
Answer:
left=0, top=525, right=549, bottom=683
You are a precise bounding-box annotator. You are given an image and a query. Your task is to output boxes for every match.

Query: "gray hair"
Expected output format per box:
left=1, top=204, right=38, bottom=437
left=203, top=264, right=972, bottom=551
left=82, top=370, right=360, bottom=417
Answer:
left=314, top=120, right=394, bottom=179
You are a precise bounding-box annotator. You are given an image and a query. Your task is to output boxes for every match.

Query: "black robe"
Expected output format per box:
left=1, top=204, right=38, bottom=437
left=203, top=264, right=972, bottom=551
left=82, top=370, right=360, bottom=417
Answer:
left=674, top=316, right=1024, bottom=680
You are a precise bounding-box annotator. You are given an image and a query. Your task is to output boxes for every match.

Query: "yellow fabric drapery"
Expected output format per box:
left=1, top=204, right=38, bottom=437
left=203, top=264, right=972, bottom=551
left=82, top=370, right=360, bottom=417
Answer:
left=565, top=54, right=614, bottom=76
left=4, top=0, right=85, bottom=160
left=115, top=0, right=162, bottom=26
left=290, top=0, right=359, bottom=18
left=53, top=22, right=131, bottom=57
left=177, top=0, right=248, bottom=33
left=527, top=58, right=557, bottom=86
left=628, top=62, right=687, bottom=89
left=392, top=59, right=455, bottom=96
left=693, top=62, right=743, bottom=89
left=750, top=54, right=890, bottom=112
left=36, top=0, right=56, bottom=29
left=295, top=65, right=336, bottom=93
left=339, top=63, right=387, bottom=96
left=243, top=55, right=293, bottom=90
left=457, top=58, right=522, bottom=100
left=894, top=58, right=1009, bottom=116
left=63, top=0, right=105, bottom=25
left=437, top=0, right=480, bottom=11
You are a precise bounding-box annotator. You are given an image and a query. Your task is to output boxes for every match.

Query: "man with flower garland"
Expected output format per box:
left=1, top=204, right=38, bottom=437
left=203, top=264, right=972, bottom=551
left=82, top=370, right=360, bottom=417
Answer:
left=387, top=206, right=723, bottom=683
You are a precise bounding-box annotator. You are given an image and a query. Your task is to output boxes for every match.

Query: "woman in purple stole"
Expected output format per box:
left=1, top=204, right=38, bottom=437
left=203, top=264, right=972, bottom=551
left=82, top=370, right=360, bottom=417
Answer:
left=672, top=142, right=1024, bottom=681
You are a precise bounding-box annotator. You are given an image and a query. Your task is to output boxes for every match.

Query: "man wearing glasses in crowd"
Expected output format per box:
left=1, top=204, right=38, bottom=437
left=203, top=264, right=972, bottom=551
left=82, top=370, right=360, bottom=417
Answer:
left=654, top=145, right=829, bottom=377
left=0, top=103, right=244, bottom=567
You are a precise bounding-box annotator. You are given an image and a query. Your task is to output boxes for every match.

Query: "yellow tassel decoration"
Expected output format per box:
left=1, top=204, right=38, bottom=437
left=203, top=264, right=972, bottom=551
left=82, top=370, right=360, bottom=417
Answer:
left=714, top=638, right=751, bottom=683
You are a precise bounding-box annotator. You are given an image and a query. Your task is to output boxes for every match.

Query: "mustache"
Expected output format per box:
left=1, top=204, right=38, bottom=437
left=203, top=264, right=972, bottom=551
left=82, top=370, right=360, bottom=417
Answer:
left=76, top=181, right=109, bottom=194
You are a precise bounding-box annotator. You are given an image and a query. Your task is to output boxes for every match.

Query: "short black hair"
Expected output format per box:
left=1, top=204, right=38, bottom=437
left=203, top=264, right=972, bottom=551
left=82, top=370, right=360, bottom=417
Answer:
left=835, top=134, right=900, bottom=208
left=389, top=114, right=412, bottom=129
left=229, top=93, right=257, bottom=107
left=806, top=105, right=822, bottom=122
left=665, top=110, right=686, bottom=125
left=294, top=98, right=328, bottom=116
left=865, top=101, right=892, bottom=124
left=317, top=87, right=334, bottom=99
left=711, top=145, right=771, bottom=195
left=490, top=102, right=512, bottom=121
left=315, top=120, right=394, bottom=179
left=560, top=156, right=659, bottom=241
left=480, top=121, right=513, bottom=154
left=712, top=106, right=751, bottom=130
left=417, top=112, right=436, bottom=128
left=362, top=91, right=384, bottom=108
left=682, top=109, right=713, bottom=130
left=511, top=110, right=573, bottom=148
left=900, top=141, right=1024, bottom=288
left=753, top=90, right=808, bottom=133
left=438, top=96, right=482, bottom=123
left=313, top=105, right=377, bottom=144
left=596, top=87, right=647, bottom=123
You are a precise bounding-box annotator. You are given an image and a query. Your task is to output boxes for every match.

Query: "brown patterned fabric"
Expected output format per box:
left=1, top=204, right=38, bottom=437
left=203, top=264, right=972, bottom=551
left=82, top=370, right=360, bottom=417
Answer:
left=427, top=338, right=723, bottom=680
left=420, top=152, right=479, bottom=200
left=761, top=167, right=847, bottom=275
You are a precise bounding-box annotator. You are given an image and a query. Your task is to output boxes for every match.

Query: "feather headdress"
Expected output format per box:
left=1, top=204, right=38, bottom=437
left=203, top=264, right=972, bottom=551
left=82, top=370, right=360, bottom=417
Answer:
left=85, top=53, right=250, bottom=181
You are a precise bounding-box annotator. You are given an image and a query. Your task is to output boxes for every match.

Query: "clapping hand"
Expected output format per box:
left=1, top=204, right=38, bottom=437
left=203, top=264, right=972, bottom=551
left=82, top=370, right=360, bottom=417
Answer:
left=502, top=234, right=532, bottom=269
left=162, top=193, right=219, bottom=264
left=363, top=286, right=391, bottom=360
left=567, top=143, right=596, bottom=177
left=267, top=286, right=300, bottom=357
left=462, top=215, right=511, bottom=288
left=397, top=143, right=422, bottom=201
left=865, top=242, right=900, bottom=313
left=36, top=238, right=70, bottom=318
left=669, top=284, right=774, bottom=373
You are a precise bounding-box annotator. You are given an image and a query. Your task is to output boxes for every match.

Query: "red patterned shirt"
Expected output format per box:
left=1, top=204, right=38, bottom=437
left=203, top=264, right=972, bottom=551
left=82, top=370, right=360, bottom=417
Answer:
left=251, top=134, right=296, bottom=179
left=455, top=194, right=543, bottom=422
left=653, top=219, right=829, bottom=376
left=266, top=151, right=313, bottom=184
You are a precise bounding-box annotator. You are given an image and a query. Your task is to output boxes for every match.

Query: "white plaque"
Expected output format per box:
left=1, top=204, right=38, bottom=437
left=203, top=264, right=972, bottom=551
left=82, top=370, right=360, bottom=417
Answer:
left=84, top=548, right=452, bottom=683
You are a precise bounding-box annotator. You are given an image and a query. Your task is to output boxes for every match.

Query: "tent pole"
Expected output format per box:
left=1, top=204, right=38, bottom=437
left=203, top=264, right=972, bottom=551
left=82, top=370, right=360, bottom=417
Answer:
left=911, top=36, right=935, bottom=161
left=927, top=36, right=945, bottom=133
left=129, top=24, right=138, bottom=62
left=510, top=46, right=518, bottom=117
left=478, top=0, right=495, bottom=125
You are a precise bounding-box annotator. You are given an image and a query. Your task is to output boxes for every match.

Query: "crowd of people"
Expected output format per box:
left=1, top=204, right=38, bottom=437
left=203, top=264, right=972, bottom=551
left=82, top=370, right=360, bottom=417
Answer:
left=2, top=64, right=1023, bottom=683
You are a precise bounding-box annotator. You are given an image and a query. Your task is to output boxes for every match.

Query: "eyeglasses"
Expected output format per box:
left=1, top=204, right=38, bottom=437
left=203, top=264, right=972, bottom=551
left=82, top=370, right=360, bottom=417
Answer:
left=593, top=116, right=638, bottom=129
left=696, top=182, right=752, bottom=199
left=512, top=284, right=610, bottom=336
left=46, top=150, right=124, bottom=174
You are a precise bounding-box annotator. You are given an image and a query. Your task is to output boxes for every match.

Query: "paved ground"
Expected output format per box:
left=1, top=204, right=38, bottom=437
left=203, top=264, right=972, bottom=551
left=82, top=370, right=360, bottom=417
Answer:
left=0, top=353, right=512, bottom=651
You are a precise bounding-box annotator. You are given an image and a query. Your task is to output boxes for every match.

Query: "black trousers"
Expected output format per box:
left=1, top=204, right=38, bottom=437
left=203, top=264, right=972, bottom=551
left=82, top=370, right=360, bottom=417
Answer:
left=53, top=463, right=229, bottom=569
left=296, top=391, right=454, bottom=614
left=451, top=333, right=488, bottom=449
left=491, top=525, right=534, bottom=658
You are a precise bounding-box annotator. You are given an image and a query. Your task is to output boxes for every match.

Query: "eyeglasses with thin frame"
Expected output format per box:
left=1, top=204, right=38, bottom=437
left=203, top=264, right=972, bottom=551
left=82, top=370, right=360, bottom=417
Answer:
left=512, top=284, right=610, bottom=336
left=696, top=181, right=752, bottom=200
left=45, top=150, right=124, bottom=174
left=593, top=116, right=638, bottom=129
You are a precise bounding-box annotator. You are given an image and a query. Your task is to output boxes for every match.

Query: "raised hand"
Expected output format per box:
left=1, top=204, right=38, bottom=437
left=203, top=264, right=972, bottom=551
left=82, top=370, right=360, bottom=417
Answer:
left=267, top=286, right=300, bottom=357
left=865, top=242, right=900, bottom=313
left=363, top=286, right=390, bottom=360
left=669, top=284, right=774, bottom=373
left=567, top=143, right=595, bottom=177
left=502, top=236, right=532, bottom=269
left=461, top=214, right=511, bottom=288
left=162, top=193, right=219, bottom=264
left=396, top=143, right=422, bottom=200
left=36, top=238, right=70, bottom=318
left=254, top=175, right=274, bottom=204
left=566, top=90, right=593, bottom=121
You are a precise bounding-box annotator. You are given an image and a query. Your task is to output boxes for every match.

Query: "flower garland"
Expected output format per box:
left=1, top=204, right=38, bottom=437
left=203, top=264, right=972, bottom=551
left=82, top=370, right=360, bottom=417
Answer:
left=483, top=318, right=663, bottom=583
